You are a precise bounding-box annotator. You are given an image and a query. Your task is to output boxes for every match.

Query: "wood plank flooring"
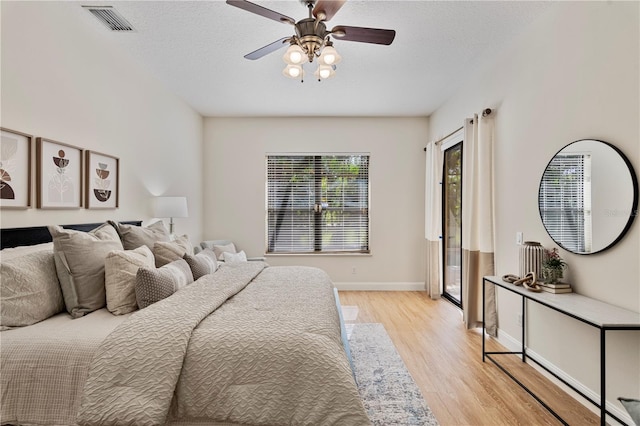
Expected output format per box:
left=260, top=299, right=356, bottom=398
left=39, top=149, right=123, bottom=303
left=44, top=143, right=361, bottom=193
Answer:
left=338, top=291, right=601, bottom=426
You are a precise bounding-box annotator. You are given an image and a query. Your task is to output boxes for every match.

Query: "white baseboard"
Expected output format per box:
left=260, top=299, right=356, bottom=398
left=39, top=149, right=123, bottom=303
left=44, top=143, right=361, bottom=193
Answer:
left=334, top=282, right=425, bottom=291
left=495, top=329, right=632, bottom=426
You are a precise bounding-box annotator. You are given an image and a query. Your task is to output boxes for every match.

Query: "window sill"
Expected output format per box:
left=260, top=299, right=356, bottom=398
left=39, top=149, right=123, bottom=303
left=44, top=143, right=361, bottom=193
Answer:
left=265, top=252, right=372, bottom=257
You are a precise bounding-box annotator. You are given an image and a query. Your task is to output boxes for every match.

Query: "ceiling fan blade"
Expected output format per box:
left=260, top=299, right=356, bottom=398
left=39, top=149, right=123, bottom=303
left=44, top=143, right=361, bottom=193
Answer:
left=331, top=25, right=396, bottom=45
left=226, top=0, right=295, bottom=25
left=313, top=0, right=346, bottom=21
left=244, top=36, right=290, bottom=60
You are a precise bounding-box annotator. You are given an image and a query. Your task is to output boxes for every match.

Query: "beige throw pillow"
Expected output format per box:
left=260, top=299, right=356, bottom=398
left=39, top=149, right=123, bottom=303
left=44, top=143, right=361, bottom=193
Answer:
left=135, top=259, right=194, bottom=309
left=49, top=223, right=123, bottom=318
left=153, top=235, right=193, bottom=267
left=105, top=246, right=155, bottom=315
left=109, top=220, right=170, bottom=250
left=0, top=250, right=64, bottom=330
left=0, top=242, right=54, bottom=262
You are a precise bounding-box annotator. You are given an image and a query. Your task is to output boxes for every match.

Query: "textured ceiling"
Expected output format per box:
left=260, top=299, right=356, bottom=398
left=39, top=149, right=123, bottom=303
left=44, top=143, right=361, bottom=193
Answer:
left=67, top=1, right=553, bottom=117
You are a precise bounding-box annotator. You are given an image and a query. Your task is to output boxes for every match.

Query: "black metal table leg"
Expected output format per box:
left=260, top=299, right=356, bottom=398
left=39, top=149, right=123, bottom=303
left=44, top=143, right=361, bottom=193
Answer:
left=522, top=296, right=526, bottom=363
left=482, top=278, right=486, bottom=362
left=600, top=329, right=606, bottom=426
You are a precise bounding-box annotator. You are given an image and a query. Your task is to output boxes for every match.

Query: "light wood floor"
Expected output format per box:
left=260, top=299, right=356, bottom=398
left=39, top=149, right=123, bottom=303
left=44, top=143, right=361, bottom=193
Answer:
left=338, top=291, right=600, bottom=426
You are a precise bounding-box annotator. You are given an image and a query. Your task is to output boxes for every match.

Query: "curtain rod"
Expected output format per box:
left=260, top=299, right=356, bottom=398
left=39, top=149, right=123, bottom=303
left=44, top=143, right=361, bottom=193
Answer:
left=423, top=108, right=492, bottom=151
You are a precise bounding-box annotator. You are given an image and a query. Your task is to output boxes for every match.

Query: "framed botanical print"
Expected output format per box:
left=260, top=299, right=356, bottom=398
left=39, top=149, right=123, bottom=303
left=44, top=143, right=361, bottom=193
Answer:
left=36, top=138, right=83, bottom=209
left=85, top=150, right=119, bottom=209
left=0, top=128, right=32, bottom=209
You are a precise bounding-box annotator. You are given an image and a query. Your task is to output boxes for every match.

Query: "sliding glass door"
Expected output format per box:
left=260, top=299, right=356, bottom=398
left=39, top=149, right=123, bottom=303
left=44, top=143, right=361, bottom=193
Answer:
left=442, top=142, right=462, bottom=307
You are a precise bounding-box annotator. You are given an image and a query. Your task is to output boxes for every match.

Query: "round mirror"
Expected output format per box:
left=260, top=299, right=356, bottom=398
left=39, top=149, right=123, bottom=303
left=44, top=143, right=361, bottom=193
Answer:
left=538, top=139, right=638, bottom=254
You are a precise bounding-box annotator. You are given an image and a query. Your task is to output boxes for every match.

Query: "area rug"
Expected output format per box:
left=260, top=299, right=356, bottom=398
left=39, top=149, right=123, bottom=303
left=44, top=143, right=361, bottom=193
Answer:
left=349, top=323, right=439, bottom=426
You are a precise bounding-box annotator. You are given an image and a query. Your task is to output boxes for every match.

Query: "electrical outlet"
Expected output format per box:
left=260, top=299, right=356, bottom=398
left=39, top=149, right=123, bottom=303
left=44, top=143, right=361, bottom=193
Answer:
left=351, top=267, right=356, bottom=275
left=517, top=314, right=523, bottom=327
left=516, top=232, right=524, bottom=245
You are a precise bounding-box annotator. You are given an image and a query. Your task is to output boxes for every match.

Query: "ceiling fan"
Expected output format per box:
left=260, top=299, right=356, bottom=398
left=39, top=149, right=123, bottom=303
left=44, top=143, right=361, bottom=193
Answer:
left=226, top=0, right=396, bottom=80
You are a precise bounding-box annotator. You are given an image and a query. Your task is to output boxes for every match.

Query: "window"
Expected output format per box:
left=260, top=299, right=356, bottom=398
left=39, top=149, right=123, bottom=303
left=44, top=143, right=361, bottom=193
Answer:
left=539, top=153, right=592, bottom=252
left=266, top=154, right=370, bottom=254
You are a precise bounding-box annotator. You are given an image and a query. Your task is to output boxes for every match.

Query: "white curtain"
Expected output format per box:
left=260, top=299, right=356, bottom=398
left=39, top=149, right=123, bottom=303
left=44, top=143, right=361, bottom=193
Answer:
left=424, top=142, right=443, bottom=299
left=461, top=113, right=497, bottom=336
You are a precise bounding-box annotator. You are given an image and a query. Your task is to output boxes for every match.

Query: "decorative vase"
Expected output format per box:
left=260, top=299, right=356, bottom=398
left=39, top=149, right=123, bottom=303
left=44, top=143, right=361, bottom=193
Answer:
left=519, top=241, right=544, bottom=281
left=542, top=266, right=564, bottom=284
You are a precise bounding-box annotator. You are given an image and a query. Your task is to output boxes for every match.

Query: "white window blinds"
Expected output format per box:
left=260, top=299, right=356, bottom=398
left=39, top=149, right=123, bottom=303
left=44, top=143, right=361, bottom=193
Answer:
left=266, top=154, right=370, bottom=254
left=539, top=153, right=592, bottom=252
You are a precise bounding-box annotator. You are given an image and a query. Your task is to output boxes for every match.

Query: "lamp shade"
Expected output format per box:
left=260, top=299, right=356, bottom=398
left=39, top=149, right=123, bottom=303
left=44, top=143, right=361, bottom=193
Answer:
left=153, top=196, right=188, bottom=218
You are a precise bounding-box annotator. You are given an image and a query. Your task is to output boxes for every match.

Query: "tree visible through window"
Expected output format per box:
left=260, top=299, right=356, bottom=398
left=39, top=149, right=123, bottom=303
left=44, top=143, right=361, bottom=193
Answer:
left=266, top=155, right=370, bottom=254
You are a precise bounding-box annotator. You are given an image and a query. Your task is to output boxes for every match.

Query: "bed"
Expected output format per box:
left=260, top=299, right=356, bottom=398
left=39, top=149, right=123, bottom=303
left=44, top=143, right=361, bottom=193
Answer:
left=0, top=222, right=369, bottom=426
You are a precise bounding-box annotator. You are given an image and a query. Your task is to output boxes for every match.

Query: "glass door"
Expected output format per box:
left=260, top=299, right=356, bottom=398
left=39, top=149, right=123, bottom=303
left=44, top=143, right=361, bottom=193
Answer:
left=442, top=142, right=462, bottom=307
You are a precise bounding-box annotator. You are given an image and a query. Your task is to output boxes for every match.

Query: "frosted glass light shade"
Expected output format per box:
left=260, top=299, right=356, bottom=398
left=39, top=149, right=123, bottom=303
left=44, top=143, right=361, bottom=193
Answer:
left=314, top=64, right=335, bottom=80
left=319, top=45, right=341, bottom=65
left=283, top=45, right=308, bottom=65
left=283, top=64, right=304, bottom=79
left=153, top=196, right=188, bottom=218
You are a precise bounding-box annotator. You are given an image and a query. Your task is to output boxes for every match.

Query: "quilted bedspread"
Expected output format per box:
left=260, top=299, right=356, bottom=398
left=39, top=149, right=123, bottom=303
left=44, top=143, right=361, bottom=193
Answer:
left=76, top=262, right=369, bottom=426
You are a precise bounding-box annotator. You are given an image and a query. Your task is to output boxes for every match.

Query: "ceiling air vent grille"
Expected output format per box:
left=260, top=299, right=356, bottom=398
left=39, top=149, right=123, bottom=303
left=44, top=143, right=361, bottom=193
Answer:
left=83, top=6, right=135, bottom=32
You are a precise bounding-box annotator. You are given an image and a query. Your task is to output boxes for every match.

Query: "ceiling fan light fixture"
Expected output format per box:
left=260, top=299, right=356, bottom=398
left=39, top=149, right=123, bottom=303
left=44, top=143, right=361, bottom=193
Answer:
left=283, top=44, right=308, bottom=65
left=283, top=64, right=304, bottom=79
left=227, top=0, right=396, bottom=81
left=319, top=45, right=341, bottom=65
left=314, top=64, right=336, bottom=80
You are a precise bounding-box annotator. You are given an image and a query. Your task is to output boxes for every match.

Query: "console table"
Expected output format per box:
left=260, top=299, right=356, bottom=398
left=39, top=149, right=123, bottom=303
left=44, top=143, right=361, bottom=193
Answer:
left=482, top=276, right=640, bottom=426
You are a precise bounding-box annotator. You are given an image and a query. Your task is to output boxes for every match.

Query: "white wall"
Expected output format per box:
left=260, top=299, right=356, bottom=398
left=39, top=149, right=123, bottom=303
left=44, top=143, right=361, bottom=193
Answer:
left=0, top=2, right=203, bottom=242
left=203, top=117, right=428, bottom=288
left=429, top=1, right=639, bottom=418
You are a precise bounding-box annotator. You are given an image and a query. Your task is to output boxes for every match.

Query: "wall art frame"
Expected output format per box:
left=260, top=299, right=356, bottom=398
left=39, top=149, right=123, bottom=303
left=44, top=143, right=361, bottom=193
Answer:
left=85, top=150, right=119, bottom=209
left=36, top=137, right=83, bottom=209
left=0, top=127, right=33, bottom=209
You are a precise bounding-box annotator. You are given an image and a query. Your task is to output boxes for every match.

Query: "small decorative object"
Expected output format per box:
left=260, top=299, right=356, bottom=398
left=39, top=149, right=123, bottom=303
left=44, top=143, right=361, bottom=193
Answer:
left=502, top=272, right=542, bottom=292
left=0, top=128, right=32, bottom=209
left=519, top=241, right=544, bottom=280
left=36, top=138, right=83, bottom=209
left=542, top=247, right=567, bottom=284
left=85, top=150, right=119, bottom=209
left=538, top=282, right=573, bottom=294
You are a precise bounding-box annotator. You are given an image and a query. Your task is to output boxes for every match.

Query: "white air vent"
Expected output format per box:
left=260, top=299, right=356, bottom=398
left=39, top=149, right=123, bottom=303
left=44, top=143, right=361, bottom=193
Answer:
left=83, top=6, right=135, bottom=32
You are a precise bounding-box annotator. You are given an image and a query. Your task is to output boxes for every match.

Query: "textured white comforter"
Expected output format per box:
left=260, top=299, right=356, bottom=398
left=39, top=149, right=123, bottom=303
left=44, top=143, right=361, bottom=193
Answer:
left=1, top=262, right=369, bottom=425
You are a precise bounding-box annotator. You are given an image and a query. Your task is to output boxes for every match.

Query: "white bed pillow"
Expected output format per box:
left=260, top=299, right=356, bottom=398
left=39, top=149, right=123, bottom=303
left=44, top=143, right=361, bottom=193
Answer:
left=105, top=246, right=155, bottom=315
left=0, top=250, right=64, bottom=330
left=223, top=250, right=247, bottom=263
left=49, top=223, right=123, bottom=318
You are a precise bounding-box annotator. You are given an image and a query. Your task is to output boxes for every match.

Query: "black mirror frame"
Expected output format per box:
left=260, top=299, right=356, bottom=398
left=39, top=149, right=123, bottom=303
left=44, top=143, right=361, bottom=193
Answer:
left=538, top=139, right=639, bottom=255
